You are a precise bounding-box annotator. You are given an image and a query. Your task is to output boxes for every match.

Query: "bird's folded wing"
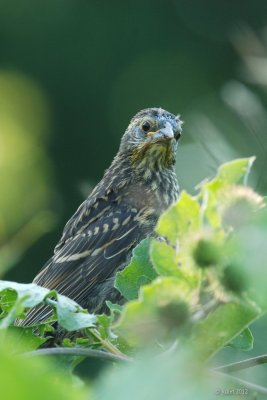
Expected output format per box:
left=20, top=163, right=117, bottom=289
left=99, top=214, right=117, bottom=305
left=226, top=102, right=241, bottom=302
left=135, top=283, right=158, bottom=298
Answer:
left=18, top=205, right=141, bottom=326
left=54, top=190, right=118, bottom=253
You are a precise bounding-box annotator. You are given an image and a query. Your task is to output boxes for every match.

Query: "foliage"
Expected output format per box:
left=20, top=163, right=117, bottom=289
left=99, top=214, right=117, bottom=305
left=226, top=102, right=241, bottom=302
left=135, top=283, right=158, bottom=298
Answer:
left=1, top=158, right=267, bottom=397
left=0, top=336, right=86, bottom=400
left=115, top=238, right=157, bottom=301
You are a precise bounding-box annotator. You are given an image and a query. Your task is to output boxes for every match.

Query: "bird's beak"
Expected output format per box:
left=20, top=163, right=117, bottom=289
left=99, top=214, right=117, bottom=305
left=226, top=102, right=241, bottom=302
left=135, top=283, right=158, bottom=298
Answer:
left=147, top=121, right=174, bottom=141
left=159, top=121, right=174, bottom=139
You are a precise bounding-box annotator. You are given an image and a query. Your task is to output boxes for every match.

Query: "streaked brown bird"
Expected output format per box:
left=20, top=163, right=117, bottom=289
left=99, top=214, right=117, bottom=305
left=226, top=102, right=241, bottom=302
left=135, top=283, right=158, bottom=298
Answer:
left=19, top=107, right=182, bottom=326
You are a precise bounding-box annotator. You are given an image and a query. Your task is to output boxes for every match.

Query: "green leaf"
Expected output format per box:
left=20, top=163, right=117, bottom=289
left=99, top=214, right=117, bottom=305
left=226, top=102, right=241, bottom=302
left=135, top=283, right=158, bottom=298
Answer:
left=0, top=295, right=29, bottom=329
left=191, top=300, right=261, bottom=360
left=0, top=280, right=96, bottom=331
left=55, top=295, right=96, bottom=331
left=150, top=240, right=178, bottom=276
left=228, top=327, right=254, bottom=351
left=0, top=289, right=17, bottom=314
left=205, top=157, right=255, bottom=191
left=217, top=221, right=267, bottom=311
left=150, top=239, right=200, bottom=287
left=116, top=277, right=195, bottom=346
left=115, top=239, right=158, bottom=301
left=201, top=158, right=255, bottom=228
left=0, top=333, right=85, bottom=400
left=97, top=314, right=115, bottom=340
left=94, top=349, right=236, bottom=400
left=0, top=281, right=50, bottom=309
left=155, top=191, right=201, bottom=246
left=106, top=301, right=123, bottom=316
left=8, top=326, right=48, bottom=351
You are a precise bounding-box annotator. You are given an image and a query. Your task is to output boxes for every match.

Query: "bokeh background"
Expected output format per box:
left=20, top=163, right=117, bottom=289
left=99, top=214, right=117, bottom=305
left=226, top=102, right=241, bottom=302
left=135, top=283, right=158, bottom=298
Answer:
left=1, top=0, right=267, bottom=289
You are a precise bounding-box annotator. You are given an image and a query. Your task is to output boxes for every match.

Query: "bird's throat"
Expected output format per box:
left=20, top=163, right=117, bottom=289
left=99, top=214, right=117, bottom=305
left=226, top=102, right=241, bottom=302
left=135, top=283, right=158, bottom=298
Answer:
left=131, top=141, right=176, bottom=171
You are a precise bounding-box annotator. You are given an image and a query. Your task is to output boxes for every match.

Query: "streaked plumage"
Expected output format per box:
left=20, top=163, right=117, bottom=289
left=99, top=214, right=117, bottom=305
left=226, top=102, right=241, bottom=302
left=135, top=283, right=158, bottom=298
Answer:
left=18, top=107, right=182, bottom=326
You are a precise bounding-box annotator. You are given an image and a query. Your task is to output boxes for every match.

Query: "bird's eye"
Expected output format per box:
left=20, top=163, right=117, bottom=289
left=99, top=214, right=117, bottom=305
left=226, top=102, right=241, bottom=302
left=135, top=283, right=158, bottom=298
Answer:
left=142, top=121, right=151, bottom=133
left=175, top=131, right=181, bottom=141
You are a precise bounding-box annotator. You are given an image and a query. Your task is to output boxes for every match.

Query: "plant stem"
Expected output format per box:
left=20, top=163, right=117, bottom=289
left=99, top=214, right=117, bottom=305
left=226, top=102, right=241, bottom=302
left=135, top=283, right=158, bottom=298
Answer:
left=214, top=354, right=267, bottom=373
left=90, top=328, right=126, bottom=357
left=23, top=347, right=132, bottom=363
left=191, top=299, right=220, bottom=323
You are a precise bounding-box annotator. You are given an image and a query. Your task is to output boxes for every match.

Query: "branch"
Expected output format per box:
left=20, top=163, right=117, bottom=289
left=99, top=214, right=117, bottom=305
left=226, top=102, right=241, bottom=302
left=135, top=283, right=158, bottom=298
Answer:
left=214, top=354, right=267, bottom=373
left=23, top=347, right=132, bottom=363
left=214, top=371, right=267, bottom=396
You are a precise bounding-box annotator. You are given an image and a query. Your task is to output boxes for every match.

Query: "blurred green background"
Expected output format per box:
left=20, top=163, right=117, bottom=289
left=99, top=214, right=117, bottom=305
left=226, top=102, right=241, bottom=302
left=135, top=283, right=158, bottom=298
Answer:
left=1, top=0, right=267, bottom=284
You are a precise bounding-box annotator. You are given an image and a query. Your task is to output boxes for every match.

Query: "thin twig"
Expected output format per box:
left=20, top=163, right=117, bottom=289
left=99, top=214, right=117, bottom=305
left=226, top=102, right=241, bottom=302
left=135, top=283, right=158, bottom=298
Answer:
left=22, top=347, right=132, bottom=363
left=191, top=299, right=220, bottom=323
left=214, top=354, right=267, bottom=373
left=214, top=370, right=267, bottom=396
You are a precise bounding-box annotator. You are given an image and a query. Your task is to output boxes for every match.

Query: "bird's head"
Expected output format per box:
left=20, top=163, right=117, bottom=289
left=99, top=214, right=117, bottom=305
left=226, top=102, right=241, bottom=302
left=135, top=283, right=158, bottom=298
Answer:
left=119, top=108, right=183, bottom=169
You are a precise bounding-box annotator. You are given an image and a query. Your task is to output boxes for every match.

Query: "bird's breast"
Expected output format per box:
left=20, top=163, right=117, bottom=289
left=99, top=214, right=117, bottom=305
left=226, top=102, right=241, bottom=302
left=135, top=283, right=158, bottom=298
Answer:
left=120, top=168, right=179, bottom=222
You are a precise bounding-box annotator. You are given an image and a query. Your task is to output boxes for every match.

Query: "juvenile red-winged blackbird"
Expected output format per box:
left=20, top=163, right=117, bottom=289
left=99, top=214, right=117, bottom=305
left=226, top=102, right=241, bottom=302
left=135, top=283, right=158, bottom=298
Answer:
left=19, top=107, right=182, bottom=326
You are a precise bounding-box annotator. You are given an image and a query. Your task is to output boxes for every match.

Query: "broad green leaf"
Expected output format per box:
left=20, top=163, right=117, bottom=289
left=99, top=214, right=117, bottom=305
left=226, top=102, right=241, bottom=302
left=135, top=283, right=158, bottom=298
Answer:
left=205, top=157, right=255, bottom=191
left=155, top=191, right=200, bottom=246
left=97, top=314, right=116, bottom=340
left=231, top=224, right=267, bottom=310
left=216, top=220, right=267, bottom=310
left=115, top=239, right=157, bottom=301
left=8, top=326, right=47, bottom=350
left=191, top=300, right=261, bottom=360
left=228, top=327, right=254, bottom=351
left=0, top=288, right=18, bottom=314
left=150, top=239, right=200, bottom=287
left=0, top=281, right=51, bottom=309
left=116, top=277, right=196, bottom=346
left=201, top=158, right=255, bottom=228
left=202, top=190, right=221, bottom=228
left=0, top=280, right=96, bottom=331
left=94, top=342, right=235, bottom=400
left=150, top=240, right=178, bottom=276
left=0, top=295, right=30, bottom=329
left=0, top=334, right=85, bottom=400
left=55, top=295, right=96, bottom=331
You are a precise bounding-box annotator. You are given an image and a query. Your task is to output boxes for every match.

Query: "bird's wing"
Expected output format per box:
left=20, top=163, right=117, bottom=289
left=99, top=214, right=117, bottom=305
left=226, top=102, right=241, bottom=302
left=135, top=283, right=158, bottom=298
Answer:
left=19, top=203, right=142, bottom=326
left=54, top=191, right=115, bottom=253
